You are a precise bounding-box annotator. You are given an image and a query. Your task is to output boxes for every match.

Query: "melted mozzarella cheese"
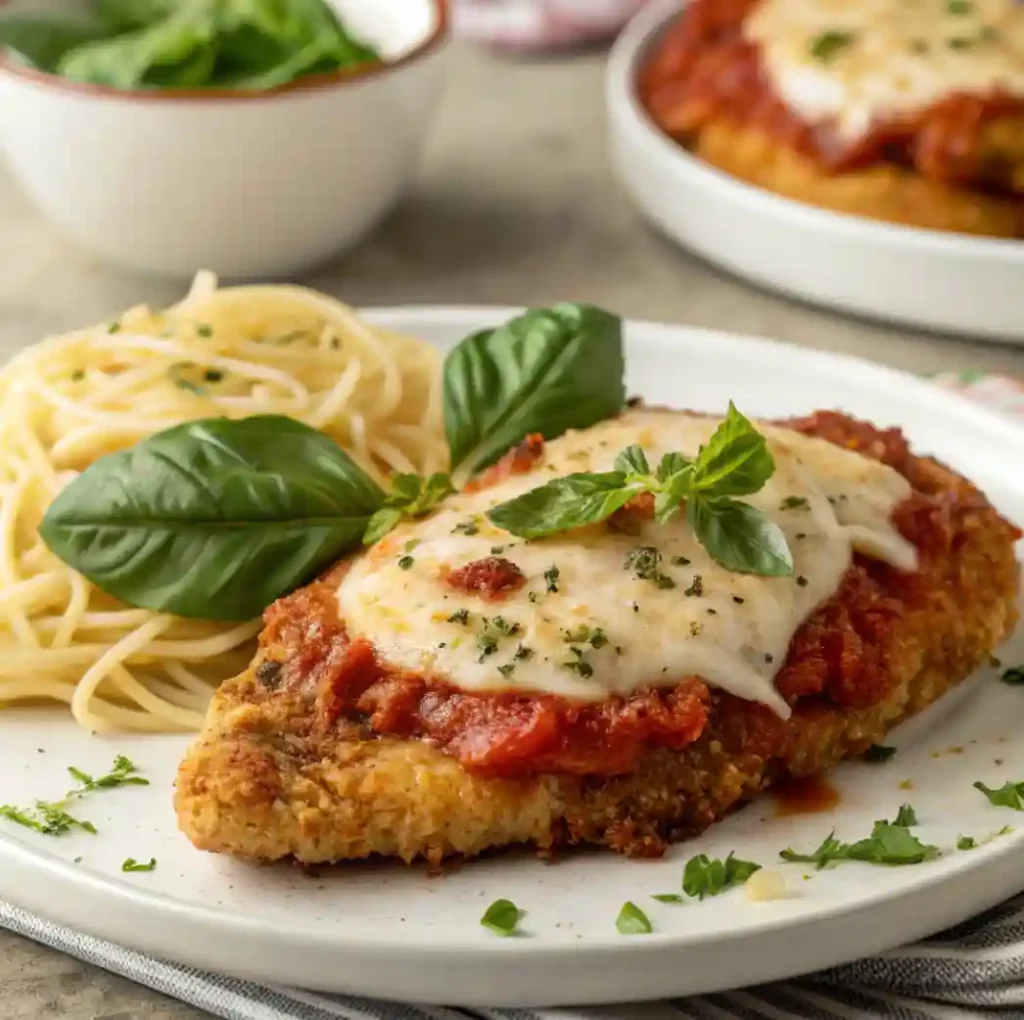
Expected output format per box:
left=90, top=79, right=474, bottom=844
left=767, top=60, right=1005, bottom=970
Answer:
left=336, top=410, right=918, bottom=717
left=746, top=0, right=1024, bottom=142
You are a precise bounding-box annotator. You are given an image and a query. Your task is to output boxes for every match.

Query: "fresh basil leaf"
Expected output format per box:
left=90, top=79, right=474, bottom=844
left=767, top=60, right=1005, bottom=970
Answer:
left=363, top=472, right=454, bottom=545
left=657, top=451, right=691, bottom=482
left=615, top=901, right=652, bottom=935
left=40, top=416, right=384, bottom=621
left=444, top=305, right=625, bottom=480
left=480, top=898, right=522, bottom=936
left=691, top=402, right=775, bottom=496
left=687, top=497, right=793, bottom=577
left=652, top=466, right=692, bottom=525
left=487, top=472, right=637, bottom=539
left=682, top=852, right=761, bottom=899
left=0, top=16, right=110, bottom=72
left=974, top=780, right=1024, bottom=810
left=614, top=445, right=650, bottom=476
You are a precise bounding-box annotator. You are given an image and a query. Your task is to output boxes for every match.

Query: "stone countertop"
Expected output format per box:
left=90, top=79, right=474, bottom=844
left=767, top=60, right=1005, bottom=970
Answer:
left=1, top=40, right=1022, bottom=1020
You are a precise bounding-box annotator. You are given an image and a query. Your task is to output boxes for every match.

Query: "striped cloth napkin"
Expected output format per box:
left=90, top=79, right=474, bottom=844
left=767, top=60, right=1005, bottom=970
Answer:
left=3, top=372, right=1024, bottom=1020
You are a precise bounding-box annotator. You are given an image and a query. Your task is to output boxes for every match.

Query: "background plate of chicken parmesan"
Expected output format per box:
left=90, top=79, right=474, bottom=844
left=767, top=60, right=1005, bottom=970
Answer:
left=2, top=305, right=1024, bottom=1008
left=609, top=0, right=1024, bottom=342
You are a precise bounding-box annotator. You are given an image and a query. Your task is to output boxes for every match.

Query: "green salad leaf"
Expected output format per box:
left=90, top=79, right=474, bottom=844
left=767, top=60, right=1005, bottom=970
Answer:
left=0, top=0, right=379, bottom=91
left=443, top=304, right=626, bottom=482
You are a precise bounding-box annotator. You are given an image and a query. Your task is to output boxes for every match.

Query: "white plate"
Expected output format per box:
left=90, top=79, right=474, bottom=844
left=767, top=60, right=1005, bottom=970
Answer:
left=606, top=0, right=1024, bottom=343
left=2, top=307, right=1024, bottom=1008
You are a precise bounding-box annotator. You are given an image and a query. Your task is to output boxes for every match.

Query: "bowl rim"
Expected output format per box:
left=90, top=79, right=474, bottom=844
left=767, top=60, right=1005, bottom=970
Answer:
left=608, top=0, right=1024, bottom=262
left=0, top=0, right=449, bottom=102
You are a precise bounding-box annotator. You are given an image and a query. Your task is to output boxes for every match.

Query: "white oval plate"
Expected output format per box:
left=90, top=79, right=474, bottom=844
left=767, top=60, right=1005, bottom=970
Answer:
left=607, top=0, right=1024, bottom=343
left=2, top=307, right=1024, bottom=1008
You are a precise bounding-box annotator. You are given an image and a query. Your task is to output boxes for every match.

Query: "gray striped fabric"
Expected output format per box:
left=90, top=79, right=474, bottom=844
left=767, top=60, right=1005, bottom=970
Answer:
left=4, top=895, right=1024, bottom=1020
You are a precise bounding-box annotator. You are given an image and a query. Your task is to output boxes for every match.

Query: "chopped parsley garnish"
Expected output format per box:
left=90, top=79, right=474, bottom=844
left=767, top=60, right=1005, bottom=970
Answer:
left=447, top=609, right=470, bottom=625
left=477, top=616, right=520, bottom=661
left=196, top=324, right=214, bottom=338
left=682, top=853, right=761, bottom=899
left=685, top=575, right=704, bottom=598
left=625, top=546, right=675, bottom=589
left=689, top=621, right=703, bottom=637
left=67, top=755, right=148, bottom=793
left=810, top=29, right=855, bottom=61
left=651, top=893, right=684, bottom=903
left=397, top=555, right=414, bottom=570
left=732, top=595, right=744, bottom=604
left=1000, top=666, right=1024, bottom=686
left=780, top=805, right=937, bottom=868
left=107, top=320, right=122, bottom=334
left=974, top=779, right=1024, bottom=810
left=544, top=565, right=560, bottom=593
left=480, top=898, right=522, bottom=936
left=562, top=624, right=607, bottom=648
left=203, top=370, right=224, bottom=383
left=671, top=555, right=691, bottom=566
left=122, top=857, right=157, bottom=872
left=615, top=901, right=652, bottom=935
left=70, top=369, right=85, bottom=382
left=947, top=0, right=972, bottom=12
left=563, top=647, right=595, bottom=678
left=0, top=803, right=95, bottom=837
left=863, top=744, right=896, bottom=763
left=452, top=520, right=479, bottom=536
left=514, top=645, right=533, bottom=661
left=491, top=545, right=505, bottom=554
left=957, top=835, right=977, bottom=851
left=779, top=496, right=808, bottom=510
left=948, top=36, right=973, bottom=49
left=497, top=663, right=516, bottom=678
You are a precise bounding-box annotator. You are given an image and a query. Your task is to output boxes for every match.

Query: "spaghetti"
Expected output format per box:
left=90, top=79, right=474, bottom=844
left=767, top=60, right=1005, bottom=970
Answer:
left=0, top=273, right=446, bottom=734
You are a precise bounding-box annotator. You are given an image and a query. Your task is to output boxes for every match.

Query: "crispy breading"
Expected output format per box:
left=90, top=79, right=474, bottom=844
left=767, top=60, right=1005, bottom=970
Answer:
left=694, top=121, right=1024, bottom=238
left=175, top=415, right=1020, bottom=864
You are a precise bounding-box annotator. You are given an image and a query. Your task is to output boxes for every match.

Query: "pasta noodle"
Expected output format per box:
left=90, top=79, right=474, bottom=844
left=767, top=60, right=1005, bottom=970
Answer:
left=0, top=273, right=447, bottom=734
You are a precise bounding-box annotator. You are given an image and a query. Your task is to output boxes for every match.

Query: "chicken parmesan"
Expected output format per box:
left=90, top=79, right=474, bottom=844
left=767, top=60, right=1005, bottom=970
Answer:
left=175, top=407, right=1020, bottom=864
left=640, top=0, right=1024, bottom=237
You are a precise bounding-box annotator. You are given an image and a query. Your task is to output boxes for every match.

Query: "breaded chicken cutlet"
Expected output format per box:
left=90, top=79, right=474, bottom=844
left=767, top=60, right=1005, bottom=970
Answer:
left=640, top=0, right=1024, bottom=238
left=176, top=408, right=1020, bottom=865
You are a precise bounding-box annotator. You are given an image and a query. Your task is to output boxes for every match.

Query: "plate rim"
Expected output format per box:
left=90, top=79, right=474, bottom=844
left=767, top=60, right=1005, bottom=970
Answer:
left=606, top=0, right=1024, bottom=264
left=3, top=306, right=1024, bottom=1005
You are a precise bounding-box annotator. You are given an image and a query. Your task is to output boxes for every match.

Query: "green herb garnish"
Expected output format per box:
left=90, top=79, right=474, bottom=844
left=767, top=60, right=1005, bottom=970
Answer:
left=397, top=555, right=414, bottom=570
left=448, top=609, right=470, bottom=625
left=779, top=496, right=808, bottom=510
left=67, top=755, right=148, bottom=793
left=544, top=565, right=561, bottom=593
left=780, top=805, right=937, bottom=868
left=364, top=473, right=455, bottom=546
left=957, top=835, right=977, bottom=850
left=811, top=30, right=855, bottom=61
left=615, top=901, right=653, bottom=935
left=122, top=857, right=157, bottom=872
left=624, top=546, right=675, bottom=589
left=974, top=780, right=1024, bottom=810
left=651, top=893, right=684, bottom=903
left=682, top=853, right=761, bottom=899
left=863, top=744, right=896, bottom=762
left=480, top=898, right=522, bottom=936
left=487, top=404, right=792, bottom=578
left=947, top=0, right=973, bottom=13
left=1000, top=666, right=1024, bottom=685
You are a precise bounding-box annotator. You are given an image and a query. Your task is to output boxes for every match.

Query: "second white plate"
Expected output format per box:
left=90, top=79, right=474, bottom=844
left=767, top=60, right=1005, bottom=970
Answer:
left=607, top=0, right=1024, bottom=343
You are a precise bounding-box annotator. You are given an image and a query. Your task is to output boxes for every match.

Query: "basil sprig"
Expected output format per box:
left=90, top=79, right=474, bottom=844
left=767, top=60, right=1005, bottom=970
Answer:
left=40, top=305, right=626, bottom=620
left=487, top=403, right=794, bottom=577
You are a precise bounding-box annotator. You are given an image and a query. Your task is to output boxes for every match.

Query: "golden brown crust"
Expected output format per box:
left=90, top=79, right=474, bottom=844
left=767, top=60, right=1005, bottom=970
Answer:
left=695, top=120, right=1024, bottom=238
left=175, top=420, right=1020, bottom=865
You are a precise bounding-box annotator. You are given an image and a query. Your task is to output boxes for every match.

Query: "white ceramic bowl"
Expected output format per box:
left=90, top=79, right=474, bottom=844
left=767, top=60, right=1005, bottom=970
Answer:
left=607, top=0, right=1024, bottom=343
left=0, top=0, right=449, bottom=279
